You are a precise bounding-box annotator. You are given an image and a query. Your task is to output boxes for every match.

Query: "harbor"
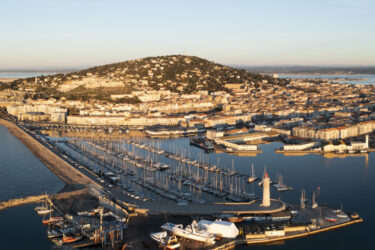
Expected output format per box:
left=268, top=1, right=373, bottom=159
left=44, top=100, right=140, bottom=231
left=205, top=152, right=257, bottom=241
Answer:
left=0, top=117, right=368, bottom=249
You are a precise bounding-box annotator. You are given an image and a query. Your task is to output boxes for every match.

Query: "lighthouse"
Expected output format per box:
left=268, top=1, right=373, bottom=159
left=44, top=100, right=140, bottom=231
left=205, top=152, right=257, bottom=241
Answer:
left=261, top=172, right=271, bottom=207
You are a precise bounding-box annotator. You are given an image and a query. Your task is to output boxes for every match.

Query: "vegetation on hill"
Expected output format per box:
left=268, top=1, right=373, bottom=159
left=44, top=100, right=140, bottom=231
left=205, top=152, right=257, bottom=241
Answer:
left=3, top=55, right=289, bottom=102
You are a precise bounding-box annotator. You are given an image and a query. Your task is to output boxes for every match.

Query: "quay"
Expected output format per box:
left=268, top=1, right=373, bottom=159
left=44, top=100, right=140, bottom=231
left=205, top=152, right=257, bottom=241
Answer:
left=212, top=218, right=363, bottom=250
left=120, top=199, right=286, bottom=216
left=276, top=148, right=371, bottom=158
left=275, top=149, right=321, bottom=154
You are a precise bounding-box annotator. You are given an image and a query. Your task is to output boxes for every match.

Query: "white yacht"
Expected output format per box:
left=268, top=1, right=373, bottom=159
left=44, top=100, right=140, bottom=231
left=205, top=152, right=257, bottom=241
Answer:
left=161, top=221, right=216, bottom=245
left=150, top=231, right=180, bottom=249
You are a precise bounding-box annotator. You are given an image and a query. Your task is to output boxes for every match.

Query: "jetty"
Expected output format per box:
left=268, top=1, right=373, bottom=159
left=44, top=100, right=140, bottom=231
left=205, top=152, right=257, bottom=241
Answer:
left=0, top=118, right=102, bottom=188
left=0, top=189, right=88, bottom=211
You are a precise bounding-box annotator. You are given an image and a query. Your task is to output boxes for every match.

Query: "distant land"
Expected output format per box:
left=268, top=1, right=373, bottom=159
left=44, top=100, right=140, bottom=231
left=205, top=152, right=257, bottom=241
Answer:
left=3, top=65, right=375, bottom=77
left=239, top=66, right=375, bottom=75
left=0, top=55, right=289, bottom=102
left=0, top=67, right=83, bottom=73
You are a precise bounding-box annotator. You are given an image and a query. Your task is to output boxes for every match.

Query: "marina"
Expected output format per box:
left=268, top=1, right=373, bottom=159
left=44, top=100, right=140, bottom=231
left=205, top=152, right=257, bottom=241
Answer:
left=0, top=118, right=369, bottom=249
left=1, top=1, right=375, bottom=249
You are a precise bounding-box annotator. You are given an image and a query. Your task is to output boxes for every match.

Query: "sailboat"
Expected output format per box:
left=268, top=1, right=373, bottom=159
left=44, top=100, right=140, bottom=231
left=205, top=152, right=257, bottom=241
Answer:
left=35, top=196, right=54, bottom=215
left=42, top=205, right=63, bottom=225
left=312, top=192, right=318, bottom=208
left=273, top=173, right=292, bottom=191
left=247, top=164, right=258, bottom=183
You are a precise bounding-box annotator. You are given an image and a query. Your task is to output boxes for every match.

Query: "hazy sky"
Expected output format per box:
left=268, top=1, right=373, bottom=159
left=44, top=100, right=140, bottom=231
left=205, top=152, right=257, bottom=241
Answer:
left=1, top=0, right=375, bottom=69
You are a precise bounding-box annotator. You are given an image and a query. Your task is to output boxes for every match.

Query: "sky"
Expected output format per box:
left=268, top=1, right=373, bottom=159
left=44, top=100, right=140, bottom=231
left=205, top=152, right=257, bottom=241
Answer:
left=1, top=0, right=375, bottom=69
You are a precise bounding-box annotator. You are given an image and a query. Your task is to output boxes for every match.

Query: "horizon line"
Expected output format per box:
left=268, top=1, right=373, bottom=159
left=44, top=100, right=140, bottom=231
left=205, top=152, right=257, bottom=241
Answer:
left=2, top=64, right=375, bottom=72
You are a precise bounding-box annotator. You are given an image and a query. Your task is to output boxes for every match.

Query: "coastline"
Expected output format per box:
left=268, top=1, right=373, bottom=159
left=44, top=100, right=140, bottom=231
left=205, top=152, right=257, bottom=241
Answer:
left=0, top=117, right=95, bottom=191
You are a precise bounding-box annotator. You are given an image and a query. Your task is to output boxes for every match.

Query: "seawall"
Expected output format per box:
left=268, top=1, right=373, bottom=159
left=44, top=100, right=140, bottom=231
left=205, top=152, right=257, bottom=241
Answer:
left=0, top=118, right=101, bottom=189
left=0, top=188, right=88, bottom=211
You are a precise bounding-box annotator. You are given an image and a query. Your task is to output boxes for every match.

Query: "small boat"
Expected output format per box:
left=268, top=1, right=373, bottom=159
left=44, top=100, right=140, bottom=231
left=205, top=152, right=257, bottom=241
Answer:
left=277, top=186, right=292, bottom=192
left=248, top=164, right=258, bottom=183
left=51, top=238, right=63, bottom=246
left=350, top=212, right=359, bottom=219
left=150, top=231, right=180, bottom=249
left=159, top=164, right=170, bottom=171
left=336, top=212, right=349, bottom=219
left=227, top=217, right=243, bottom=223
left=37, top=208, right=54, bottom=215
left=35, top=197, right=51, bottom=215
left=47, top=229, right=62, bottom=239
left=62, top=234, right=84, bottom=243
left=35, top=206, right=47, bottom=212
left=42, top=216, right=64, bottom=225
left=325, top=217, right=337, bottom=222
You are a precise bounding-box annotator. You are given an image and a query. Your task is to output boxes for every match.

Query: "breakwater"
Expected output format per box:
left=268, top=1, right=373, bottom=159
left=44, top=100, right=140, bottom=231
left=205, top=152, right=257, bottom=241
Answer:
left=0, top=188, right=88, bottom=211
left=0, top=118, right=100, bottom=188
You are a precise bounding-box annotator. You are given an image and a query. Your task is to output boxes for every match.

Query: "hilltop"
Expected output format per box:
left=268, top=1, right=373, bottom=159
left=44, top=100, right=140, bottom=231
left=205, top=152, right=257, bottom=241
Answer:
left=2, top=55, right=288, bottom=102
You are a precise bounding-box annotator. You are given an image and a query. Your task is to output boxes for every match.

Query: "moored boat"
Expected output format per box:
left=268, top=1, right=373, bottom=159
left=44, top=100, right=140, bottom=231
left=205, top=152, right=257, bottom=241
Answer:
left=37, top=208, right=54, bottom=215
left=150, top=231, right=180, bottom=249
left=325, top=217, right=337, bottom=222
left=161, top=221, right=216, bottom=245
left=227, top=217, right=243, bottom=223
left=248, top=164, right=258, bottom=183
left=42, top=216, right=64, bottom=225
left=47, top=229, right=62, bottom=239
left=62, top=234, right=84, bottom=243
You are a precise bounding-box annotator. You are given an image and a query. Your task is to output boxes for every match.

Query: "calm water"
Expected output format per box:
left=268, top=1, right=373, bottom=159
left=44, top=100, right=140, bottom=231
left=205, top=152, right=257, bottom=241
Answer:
left=0, top=126, right=373, bottom=249
left=0, top=72, right=56, bottom=78
left=0, top=125, right=64, bottom=249
left=156, top=138, right=373, bottom=249
left=279, top=74, right=375, bottom=85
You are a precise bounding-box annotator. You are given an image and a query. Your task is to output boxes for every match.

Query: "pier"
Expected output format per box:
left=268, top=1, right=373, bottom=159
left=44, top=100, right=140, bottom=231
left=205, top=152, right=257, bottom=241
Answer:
left=212, top=218, right=363, bottom=250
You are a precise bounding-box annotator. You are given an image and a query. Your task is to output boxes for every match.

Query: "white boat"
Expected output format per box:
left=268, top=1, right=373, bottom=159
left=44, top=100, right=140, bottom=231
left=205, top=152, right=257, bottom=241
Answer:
left=161, top=221, right=216, bottom=245
left=248, top=164, right=258, bottom=183
left=47, top=229, right=62, bottom=239
left=159, top=164, right=170, bottom=171
left=35, top=205, right=46, bottom=212
left=150, top=231, right=180, bottom=249
left=197, top=220, right=239, bottom=239
left=37, top=208, right=54, bottom=215
left=336, top=212, right=349, bottom=219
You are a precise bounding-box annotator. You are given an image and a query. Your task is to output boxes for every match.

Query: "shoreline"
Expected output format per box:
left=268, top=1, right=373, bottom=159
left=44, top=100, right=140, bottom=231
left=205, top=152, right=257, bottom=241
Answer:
left=0, top=118, right=97, bottom=191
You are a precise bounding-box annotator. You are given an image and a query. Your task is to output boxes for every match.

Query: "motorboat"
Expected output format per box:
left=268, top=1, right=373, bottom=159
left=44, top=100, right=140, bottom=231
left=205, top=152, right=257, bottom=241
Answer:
left=161, top=221, right=216, bottom=245
left=47, top=229, right=62, bottom=239
left=37, top=208, right=54, bottom=215
left=150, top=231, right=180, bottom=249
left=42, top=216, right=64, bottom=225
left=227, top=217, right=243, bottom=223
left=325, top=217, right=337, bottom=222
left=62, top=234, right=84, bottom=244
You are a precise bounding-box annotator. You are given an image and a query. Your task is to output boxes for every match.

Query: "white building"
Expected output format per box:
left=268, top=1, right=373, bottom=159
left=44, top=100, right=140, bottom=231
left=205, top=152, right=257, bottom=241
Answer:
left=261, top=172, right=271, bottom=207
